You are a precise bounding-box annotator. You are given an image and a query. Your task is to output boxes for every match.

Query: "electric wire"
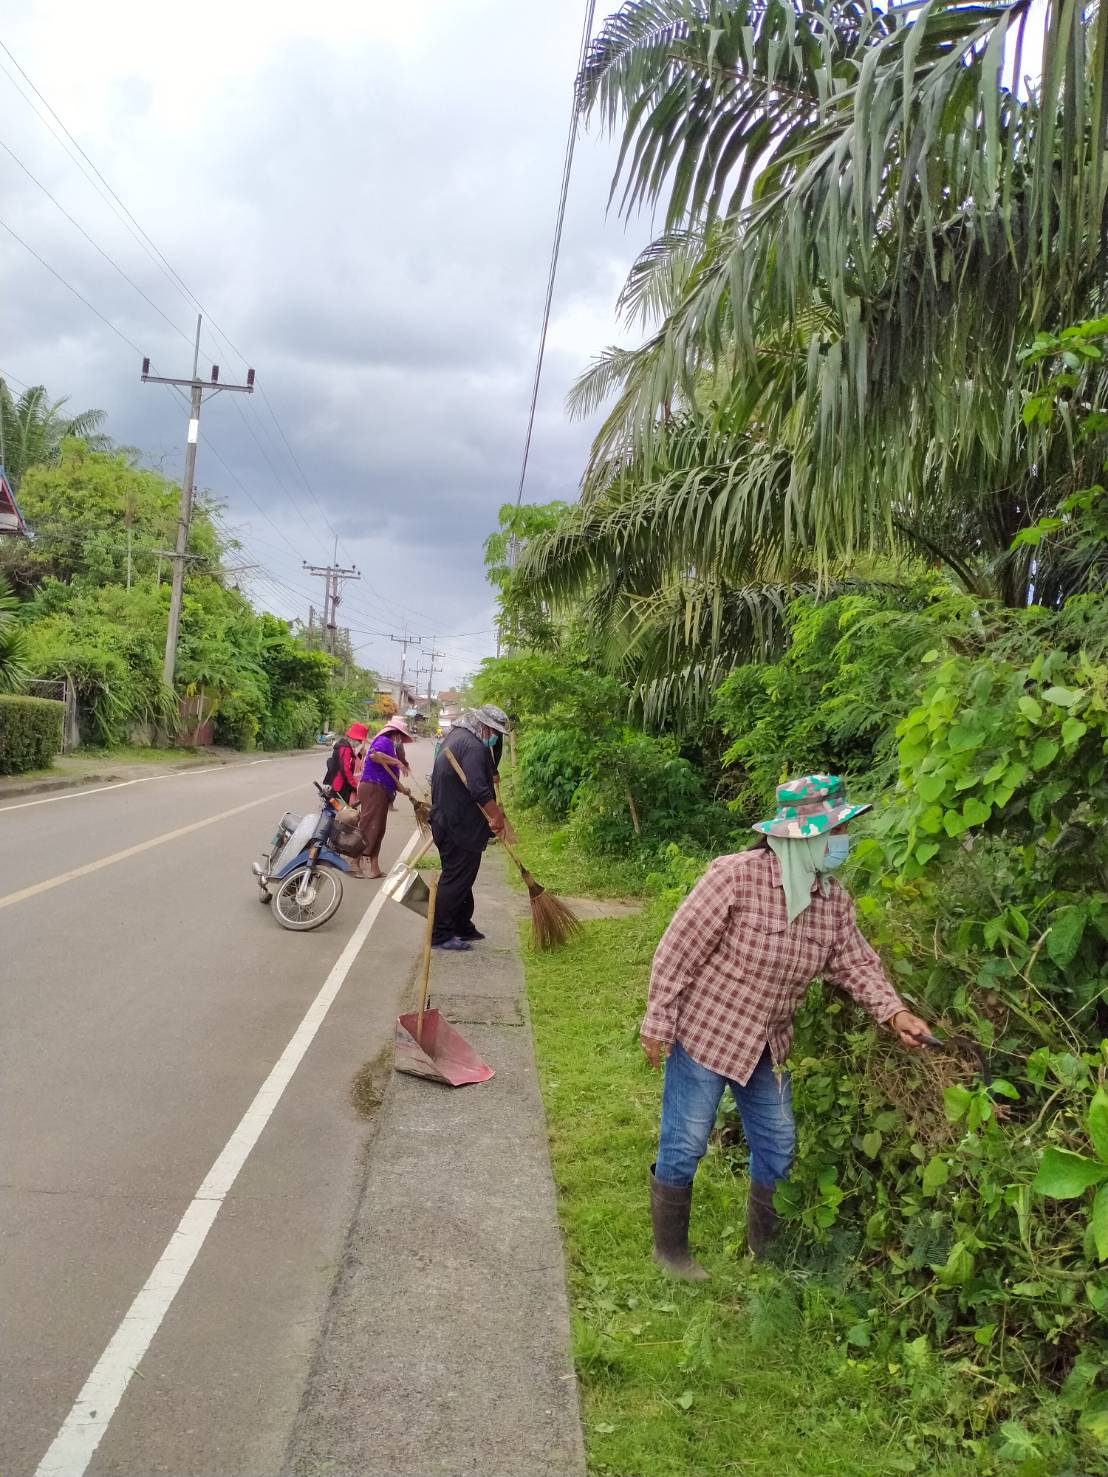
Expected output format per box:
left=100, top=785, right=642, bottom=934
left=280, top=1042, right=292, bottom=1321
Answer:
left=0, top=212, right=144, bottom=356
left=0, top=134, right=196, bottom=349
left=512, top=0, right=596, bottom=514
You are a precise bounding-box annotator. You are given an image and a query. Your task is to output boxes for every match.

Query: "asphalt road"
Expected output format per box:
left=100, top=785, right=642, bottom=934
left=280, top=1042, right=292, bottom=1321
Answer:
left=0, top=748, right=430, bottom=1477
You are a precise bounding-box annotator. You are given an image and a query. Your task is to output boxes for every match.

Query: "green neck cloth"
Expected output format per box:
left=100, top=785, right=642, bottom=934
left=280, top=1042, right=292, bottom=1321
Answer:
left=767, top=833, right=830, bottom=924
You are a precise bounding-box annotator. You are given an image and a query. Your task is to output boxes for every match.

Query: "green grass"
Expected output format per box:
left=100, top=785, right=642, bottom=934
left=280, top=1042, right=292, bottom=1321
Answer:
left=511, top=806, right=1056, bottom=1477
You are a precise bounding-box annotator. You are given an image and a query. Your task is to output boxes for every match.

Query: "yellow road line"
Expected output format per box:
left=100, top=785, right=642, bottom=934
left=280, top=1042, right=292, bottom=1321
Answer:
left=0, top=785, right=303, bottom=911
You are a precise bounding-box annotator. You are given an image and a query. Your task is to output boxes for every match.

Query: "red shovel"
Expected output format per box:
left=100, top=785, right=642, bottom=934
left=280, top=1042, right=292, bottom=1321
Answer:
left=394, top=872, right=494, bottom=1087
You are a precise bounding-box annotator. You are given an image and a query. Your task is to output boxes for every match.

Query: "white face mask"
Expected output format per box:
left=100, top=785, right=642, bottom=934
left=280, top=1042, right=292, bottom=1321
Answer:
left=822, top=834, right=851, bottom=871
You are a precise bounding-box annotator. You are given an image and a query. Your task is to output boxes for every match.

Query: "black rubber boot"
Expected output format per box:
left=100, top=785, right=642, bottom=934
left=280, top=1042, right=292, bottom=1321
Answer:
left=746, top=1180, right=782, bottom=1259
left=650, top=1167, right=709, bottom=1282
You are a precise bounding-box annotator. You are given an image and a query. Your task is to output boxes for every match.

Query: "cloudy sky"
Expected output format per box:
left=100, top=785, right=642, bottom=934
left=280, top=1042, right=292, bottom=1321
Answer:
left=0, top=0, right=649, bottom=687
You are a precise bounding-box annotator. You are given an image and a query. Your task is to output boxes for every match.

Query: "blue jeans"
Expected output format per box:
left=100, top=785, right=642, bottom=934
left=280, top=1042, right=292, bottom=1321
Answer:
left=655, top=1041, right=795, bottom=1189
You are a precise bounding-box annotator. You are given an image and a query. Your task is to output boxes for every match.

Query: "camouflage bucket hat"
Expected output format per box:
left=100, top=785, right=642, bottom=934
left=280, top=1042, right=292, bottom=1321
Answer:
left=751, top=773, right=872, bottom=839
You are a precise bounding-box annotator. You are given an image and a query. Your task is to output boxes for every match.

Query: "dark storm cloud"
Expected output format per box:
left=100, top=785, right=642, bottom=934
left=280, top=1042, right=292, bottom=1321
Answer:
left=0, top=0, right=649, bottom=682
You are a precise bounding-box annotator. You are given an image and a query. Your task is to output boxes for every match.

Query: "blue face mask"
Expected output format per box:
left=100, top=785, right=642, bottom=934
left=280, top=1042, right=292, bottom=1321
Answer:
left=822, top=834, right=851, bottom=871
left=484, top=736, right=497, bottom=748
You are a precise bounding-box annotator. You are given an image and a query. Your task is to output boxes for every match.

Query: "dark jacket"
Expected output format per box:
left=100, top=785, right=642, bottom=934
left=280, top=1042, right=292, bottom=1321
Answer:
left=430, top=727, right=496, bottom=852
left=324, top=737, right=358, bottom=803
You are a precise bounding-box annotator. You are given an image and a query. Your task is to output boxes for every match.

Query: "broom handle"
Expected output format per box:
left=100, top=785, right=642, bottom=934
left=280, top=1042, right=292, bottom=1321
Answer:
left=442, top=745, right=523, bottom=864
left=416, top=872, right=439, bottom=1046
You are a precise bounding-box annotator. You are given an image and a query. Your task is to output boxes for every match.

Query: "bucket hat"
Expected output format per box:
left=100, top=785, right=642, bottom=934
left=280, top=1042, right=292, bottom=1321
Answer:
left=752, top=773, right=871, bottom=839
left=381, top=716, right=415, bottom=741
left=346, top=722, right=369, bottom=742
left=474, top=704, right=510, bottom=734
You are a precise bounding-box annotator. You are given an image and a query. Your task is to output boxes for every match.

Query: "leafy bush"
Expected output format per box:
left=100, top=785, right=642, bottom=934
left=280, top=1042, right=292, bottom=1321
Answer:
left=568, top=728, right=726, bottom=855
left=0, top=693, right=63, bottom=773
left=516, top=728, right=593, bottom=818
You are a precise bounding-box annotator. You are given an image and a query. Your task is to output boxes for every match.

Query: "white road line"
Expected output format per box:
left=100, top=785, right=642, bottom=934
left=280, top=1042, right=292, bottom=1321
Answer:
left=0, top=784, right=307, bottom=911
left=0, top=753, right=309, bottom=814
left=33, top=827, right=422, bottom=1477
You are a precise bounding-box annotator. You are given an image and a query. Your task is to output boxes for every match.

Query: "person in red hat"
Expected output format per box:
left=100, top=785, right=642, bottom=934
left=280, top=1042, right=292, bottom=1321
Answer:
left=357, top=716, right=415, bottom=878
left=324, top=722, right=368, bottom=806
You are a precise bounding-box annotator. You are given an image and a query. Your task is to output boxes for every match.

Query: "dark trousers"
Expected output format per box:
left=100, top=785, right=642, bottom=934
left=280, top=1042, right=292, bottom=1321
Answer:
left=431, top=828, right=484, bottom=944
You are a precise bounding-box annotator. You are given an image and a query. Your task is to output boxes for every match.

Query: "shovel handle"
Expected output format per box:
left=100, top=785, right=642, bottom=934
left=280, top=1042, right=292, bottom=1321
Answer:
left=416, top=872, right=439, bottom=1046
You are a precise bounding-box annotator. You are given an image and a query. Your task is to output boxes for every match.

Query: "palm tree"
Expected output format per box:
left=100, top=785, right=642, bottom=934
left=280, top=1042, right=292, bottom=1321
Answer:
left=0, top=574, right=30, bottom=692
left=512, top=0, right=1108, bottom=723
left=0, top=381, right=110, bottom=489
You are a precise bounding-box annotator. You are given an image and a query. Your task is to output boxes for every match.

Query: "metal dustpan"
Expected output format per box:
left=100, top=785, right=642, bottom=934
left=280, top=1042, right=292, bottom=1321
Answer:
left=393, top=872, right=494, bottom=1088
left=395, top=1008, right=493, bottom=1086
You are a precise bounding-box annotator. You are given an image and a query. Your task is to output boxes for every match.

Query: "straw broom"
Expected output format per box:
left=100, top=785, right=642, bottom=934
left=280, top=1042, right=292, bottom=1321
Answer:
left=442, top=746, right=579, bottom=950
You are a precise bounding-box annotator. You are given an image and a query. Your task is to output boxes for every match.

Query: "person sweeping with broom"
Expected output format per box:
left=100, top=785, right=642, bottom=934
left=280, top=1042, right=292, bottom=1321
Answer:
left=642, top=774, right=931, bottom=1280
left=429, top=707, right=511, bottom=951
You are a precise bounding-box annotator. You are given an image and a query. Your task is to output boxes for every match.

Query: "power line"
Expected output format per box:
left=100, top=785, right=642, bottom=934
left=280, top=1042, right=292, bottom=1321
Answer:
left=512, top=0, right=596, bottom=518
left=0, top=212, right=144, bottom=355
left=0, top=133, right=195, bottom=349
left=0, top=365, right=31, bottom=390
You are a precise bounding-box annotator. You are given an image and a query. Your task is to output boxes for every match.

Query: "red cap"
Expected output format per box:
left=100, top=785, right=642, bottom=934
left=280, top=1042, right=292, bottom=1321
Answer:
left=346, top=722, right=369, bottom=742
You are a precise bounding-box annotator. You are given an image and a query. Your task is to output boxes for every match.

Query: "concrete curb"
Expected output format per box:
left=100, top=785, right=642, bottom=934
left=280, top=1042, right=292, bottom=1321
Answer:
left=0, top=748, right=316, bottom=803
left=284, top=855, right=586, bottom=1477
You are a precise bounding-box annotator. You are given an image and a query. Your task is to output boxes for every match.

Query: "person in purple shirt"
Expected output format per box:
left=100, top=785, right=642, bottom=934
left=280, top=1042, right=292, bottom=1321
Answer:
left=356, top=717, right=414, bottom=878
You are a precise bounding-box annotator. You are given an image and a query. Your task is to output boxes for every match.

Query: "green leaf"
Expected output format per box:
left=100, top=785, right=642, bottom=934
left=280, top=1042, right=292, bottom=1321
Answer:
left=845, top=1321, right=871, bottom=1347
left=1047, top=906, right=1087, bottom=969
left=946, top=722, right=984, bottom=753
left=1043, top=685, right=1081, bottom=707
left=1062, top=717, right=1089, bottom=747
left=934, top=1239, right=974, bottom=1287
left=1031, top=736, right=1059, bottom=770
left=861, top=1130, right=883, bottom=1159
left=973, top=1322, right=996, bottom=1346
left=1080, top=1391, right=1108, bottom=1443
left=942, top=810, right=969, bottom=839
left=915, top=841, right=940, bottom=865
left=997, top=1420, right=1041, bottom=1461
left=1089, top=1088, right=1108, bottom=1164
left=916, top=772, right=946, bottom=803
left=922, top=1155, right=949, bottom=1195
left=943, top=1085, right=972, bottom=1122
left=962, top=797, right=990, bottom=828
left=676, top=1391, right=694, bottom=1411
left=594, top=1423, right=616, bottom=1435
left=1091, top=1187, right=1108, bottom=1262
left=1018, top=696, right=1043, bottom=723
left=921, top=648, right=939, bottom=664
left=1033, top=1147, right=1108, bottom=1199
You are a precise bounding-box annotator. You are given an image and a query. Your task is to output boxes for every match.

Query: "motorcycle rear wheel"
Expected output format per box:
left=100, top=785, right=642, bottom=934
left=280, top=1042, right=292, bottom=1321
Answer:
left=272, top=864, right=343, bottom=931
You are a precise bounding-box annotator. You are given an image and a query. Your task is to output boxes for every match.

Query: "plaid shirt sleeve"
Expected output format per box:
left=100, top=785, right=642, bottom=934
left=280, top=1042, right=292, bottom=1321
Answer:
left=824, top=890, right=904, bottom=1025
left=642, top=858, right=737, bottom=1042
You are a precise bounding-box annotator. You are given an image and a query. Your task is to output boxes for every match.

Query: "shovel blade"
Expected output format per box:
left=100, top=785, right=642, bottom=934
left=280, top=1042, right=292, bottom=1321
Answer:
left=394, top=1009, right=494, bottom=1087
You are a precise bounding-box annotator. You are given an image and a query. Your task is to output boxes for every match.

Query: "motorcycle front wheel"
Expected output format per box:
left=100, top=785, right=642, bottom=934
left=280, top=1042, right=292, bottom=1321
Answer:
left=272, top=864, right=343, bottom=931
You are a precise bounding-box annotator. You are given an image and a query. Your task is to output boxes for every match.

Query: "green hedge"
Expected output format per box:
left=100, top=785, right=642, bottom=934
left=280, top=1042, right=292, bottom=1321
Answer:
left=0, top=694, right=64, bottom=774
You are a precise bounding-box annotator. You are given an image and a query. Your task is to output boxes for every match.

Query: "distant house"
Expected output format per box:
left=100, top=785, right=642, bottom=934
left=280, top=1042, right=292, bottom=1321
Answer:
left=437, top=688, right=462, bottom=731
left=0, top=468, right=28, bottom=537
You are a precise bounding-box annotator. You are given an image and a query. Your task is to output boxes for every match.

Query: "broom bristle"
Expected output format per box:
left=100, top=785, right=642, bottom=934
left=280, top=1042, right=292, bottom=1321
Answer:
left=530, top=889, right=581, bottom=950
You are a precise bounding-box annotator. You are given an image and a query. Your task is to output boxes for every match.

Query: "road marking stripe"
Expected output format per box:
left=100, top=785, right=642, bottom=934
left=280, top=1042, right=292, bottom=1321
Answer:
left=0, top=753, right=308, bottom=814
left=0, top=784, right=305, bottom=911
left=33, top=827, right=422, bottom=1477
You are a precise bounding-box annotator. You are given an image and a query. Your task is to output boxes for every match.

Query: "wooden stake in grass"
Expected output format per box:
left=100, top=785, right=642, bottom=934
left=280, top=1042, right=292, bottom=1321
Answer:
left=441, top=743, right=579, bottom=950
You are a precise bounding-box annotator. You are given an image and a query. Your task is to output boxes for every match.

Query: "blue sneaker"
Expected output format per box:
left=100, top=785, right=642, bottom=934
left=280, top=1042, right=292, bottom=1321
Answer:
left=432, top=937, right=472, bottom=952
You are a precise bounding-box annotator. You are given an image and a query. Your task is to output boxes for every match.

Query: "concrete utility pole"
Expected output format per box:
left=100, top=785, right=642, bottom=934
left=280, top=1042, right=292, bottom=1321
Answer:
left=303, top=558, right=360, bottom=656
left=422, top=639, right=445, bottom=705
left=141, top=316, right=255, bottom=688
left=387, top=627, right=422, bottom=702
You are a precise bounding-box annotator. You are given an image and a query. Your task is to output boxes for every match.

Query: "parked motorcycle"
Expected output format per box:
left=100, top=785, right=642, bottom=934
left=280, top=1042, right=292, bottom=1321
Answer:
left=253, top=781, right=352, bottom=930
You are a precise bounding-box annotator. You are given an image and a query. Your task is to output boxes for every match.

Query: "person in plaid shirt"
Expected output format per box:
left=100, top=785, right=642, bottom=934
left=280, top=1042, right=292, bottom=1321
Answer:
left=642, top=774, right=931, bottom=1280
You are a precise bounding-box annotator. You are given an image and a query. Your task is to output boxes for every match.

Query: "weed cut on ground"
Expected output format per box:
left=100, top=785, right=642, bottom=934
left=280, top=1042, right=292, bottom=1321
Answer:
left=512, top=804, right=1087, bottom=1477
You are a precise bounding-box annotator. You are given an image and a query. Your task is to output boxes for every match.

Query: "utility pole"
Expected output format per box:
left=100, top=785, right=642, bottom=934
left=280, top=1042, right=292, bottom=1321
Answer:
left=422, top=639, right=445, bottom=705
left=303, top=559, right=360, bottom=655
left=387, top=627, right=422, bottom=704
left=141, top=316, right=255, bottom=688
